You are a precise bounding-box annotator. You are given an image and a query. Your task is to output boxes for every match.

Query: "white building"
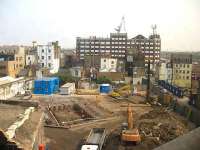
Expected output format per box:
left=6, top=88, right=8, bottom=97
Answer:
left=26, top=54, right=36, bottom=66
left=37, top=42, right=60, bottom=74
left=100, top=58, right=117, bottom=72
left=159, top=60, right=172, bottom=83
left=0, top=76, right=33, bottom=100
left=70, top=66, right=83, bottom=78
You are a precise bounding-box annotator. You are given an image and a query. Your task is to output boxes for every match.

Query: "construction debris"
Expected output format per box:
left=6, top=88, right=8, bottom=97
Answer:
left=6, top=107, right=35, bottom=139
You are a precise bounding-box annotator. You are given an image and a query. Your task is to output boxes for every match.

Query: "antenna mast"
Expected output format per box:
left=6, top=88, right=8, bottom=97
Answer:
left=151, top=24, right=157, bottom=35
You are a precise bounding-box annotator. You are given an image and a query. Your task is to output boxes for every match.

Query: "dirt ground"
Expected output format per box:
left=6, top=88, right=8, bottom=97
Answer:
left=0, top=104, right=26, bottom=131
left=15, top=109, right=43, bottom=150
left=39, top=94, right=195, bottom=150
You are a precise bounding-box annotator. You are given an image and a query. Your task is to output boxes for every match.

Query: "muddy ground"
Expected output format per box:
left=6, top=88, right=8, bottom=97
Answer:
left=32, top=94, right=195, bottom=150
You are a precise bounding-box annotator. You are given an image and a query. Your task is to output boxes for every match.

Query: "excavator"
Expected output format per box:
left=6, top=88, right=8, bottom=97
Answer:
left=121, top=104, right=141, bottom=144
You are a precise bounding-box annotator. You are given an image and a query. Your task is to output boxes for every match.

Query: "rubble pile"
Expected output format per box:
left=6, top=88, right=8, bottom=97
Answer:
left=138, top=107, right=189, bottom=147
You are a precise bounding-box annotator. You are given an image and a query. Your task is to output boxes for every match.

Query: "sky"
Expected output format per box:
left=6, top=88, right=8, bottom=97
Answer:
left=0, top=0, right=199, bottom=51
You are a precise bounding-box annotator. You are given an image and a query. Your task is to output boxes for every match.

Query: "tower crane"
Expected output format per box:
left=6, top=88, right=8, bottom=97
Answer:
left=115, top=16, right=126, bottom=33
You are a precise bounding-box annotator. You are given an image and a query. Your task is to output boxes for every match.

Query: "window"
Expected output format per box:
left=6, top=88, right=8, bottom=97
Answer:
left=176, top=70, right=178, bottom=73
left=48, top=49, right=51, bottom=53
left=111, top=61, right=114, bottom=64
left=183, top=64, right=185, bottom=68
left=48, top=63, right=51, bottom=67
left=42, top=49, right=44, bottom=53
left=48, top=56, right=51, bottom=60
left=42, top=63, right=44, bottom=67
left=187, top=71, right=190, bottom=74
left=42, top=56, right=44, bottom=59
left=186, top=76, right=189, bottom=80
left=179, top=70, right=182, bottom=73
left=75, top=70, right=79, bottom=76
left=183, top=70, right=185, bottom=74
left=28, top=57, right=30, bottom=60
left=104, top=59, right=106, bottom=62
left=187, top=64, right=190, bottom=68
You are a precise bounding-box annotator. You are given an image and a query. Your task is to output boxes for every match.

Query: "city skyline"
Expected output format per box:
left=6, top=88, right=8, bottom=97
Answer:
left=0, top=0, right=199, bottom=51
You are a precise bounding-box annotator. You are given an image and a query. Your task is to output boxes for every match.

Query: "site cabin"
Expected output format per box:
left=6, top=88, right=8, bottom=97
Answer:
left=60, top=83, right=75, bottom=95
left=81, top=128, right=107, bottom=150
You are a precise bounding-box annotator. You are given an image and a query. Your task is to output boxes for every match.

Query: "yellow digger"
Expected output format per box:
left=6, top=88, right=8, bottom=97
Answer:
left=121, top=104, right=141, bottom=144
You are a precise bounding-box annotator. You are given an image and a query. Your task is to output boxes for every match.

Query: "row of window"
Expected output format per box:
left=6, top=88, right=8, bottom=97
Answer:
left=41, top=63, right=52, bottom=68
left=145, top=55, right=160, bottom=58
left=176, top=76, right=190, bottom=80
left=16, top=57, right=23, bottom=61
left=14, top=63, right=23, bottom=70
left=175, top=64, right=190, bottom=68
left=142, top=51, right=160, bottom=54
left=175, top=70, right=190, bottom=74
left=41, top=49, right=51, bottom=53
left=40, top=56, right=51, bottom=60
left=79, top=41, right=160, bottom=45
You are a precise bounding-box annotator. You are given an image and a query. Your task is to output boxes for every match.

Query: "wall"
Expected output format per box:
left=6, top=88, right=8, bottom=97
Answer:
left=100, top=58, right=117, bottom=72
left=0, top=77, right=32, bottom=100
left=70, top=67, right=82, bottom=78
left=26, top=54, right=36, bottom=66
left=172, top=64, right=192, bottom=88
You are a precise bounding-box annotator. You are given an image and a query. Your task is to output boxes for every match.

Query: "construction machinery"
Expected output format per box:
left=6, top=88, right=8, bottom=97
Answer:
left=81, top=128, right=107, bottom=150
left=121, top=104, right=141, bottom=144
left=115, top=16, right=126, bottom=33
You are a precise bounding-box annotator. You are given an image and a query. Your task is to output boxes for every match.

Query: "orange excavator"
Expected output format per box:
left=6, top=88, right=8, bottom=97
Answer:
left=121, top=104, right=141, bottom=144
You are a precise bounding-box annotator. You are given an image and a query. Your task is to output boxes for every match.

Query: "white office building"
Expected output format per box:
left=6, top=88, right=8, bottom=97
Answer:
left=37, top=42, right=60, bottom=74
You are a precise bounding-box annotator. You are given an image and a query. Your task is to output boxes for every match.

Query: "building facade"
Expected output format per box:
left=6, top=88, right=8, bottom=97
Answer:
left=158, top=59, right=172, bottom=83
left=126, top=47, right=145, bottom=76
left=37, top=41, right=60, bottom=74
left=100, top=58, right=117, bottom=72
left=0, top=46, right=25, bottom=77
left=192, top=64, right=200, bottom=93
left=76, top=32, right=161, bottom=68
left=171, top=53, right=192, bottom=88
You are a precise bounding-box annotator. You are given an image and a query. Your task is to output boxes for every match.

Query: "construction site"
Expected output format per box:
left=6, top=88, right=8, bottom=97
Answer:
left=1, top=78, right=200, bottom=150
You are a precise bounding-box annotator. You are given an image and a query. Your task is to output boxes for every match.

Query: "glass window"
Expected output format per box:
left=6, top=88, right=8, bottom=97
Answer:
left=42, top=56, right=44, bottom=59
left=42, top=49, right=44, bottom=53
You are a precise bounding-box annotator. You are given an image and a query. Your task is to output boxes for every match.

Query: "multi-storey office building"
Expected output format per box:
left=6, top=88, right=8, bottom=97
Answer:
left=171, top=53, right=192, bottom=88
left=76, top=33, right=161, bottom=68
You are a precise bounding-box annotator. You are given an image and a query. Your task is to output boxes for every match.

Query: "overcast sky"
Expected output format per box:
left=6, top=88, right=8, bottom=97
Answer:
left=0, top=0, right=199, bottom=51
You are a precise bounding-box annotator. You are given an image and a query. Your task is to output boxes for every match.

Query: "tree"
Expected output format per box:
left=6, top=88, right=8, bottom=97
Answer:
left=96, top=76, right=112, bottom=84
